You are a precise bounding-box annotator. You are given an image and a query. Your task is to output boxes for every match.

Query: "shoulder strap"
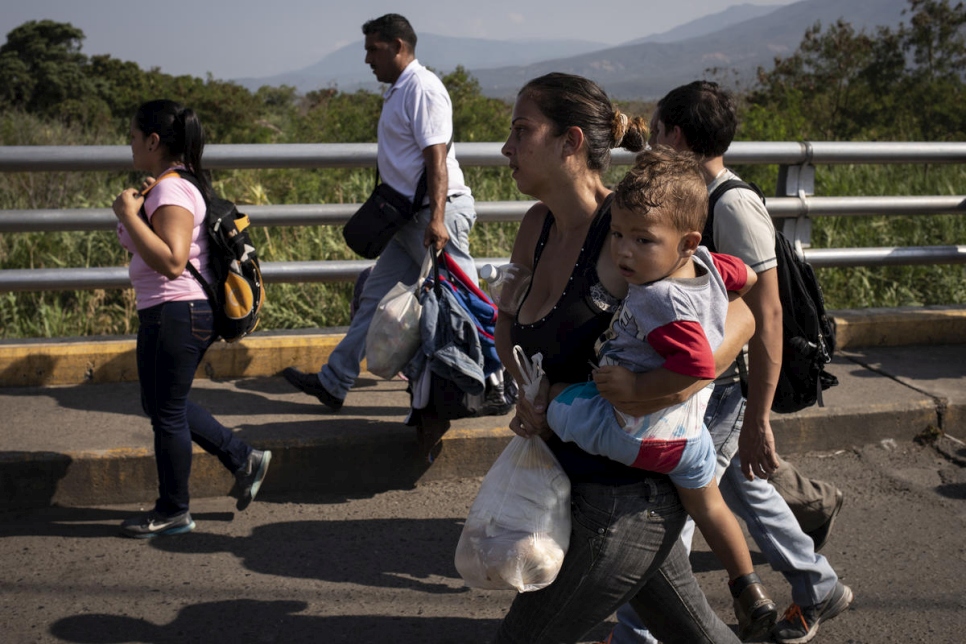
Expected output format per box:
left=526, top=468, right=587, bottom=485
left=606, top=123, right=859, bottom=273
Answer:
left=703, top=179, right=765, bottom=251
left=375, top=136, right=453, bottom=214
left=165, top=170, right=217, bottom=303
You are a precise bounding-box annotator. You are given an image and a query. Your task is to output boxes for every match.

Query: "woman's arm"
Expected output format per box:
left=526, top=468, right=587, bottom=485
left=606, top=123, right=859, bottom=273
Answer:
left=601, top=297, right=755, bottom=416
left=496, top=204, right=558, bottom=439
left=112, top=188, right=194, bottom=279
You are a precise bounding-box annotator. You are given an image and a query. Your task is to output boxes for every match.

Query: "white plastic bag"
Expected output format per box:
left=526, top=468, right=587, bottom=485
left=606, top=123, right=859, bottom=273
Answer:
left=512, top=345, right=545, bottom=404
left=365, top=251, right=433, bottom=380
left=454, top=435, right=571, bottom=592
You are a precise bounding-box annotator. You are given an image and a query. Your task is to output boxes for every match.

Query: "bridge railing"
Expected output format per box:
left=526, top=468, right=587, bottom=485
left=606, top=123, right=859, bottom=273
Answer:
left=1, top=141, right=965, bottom=292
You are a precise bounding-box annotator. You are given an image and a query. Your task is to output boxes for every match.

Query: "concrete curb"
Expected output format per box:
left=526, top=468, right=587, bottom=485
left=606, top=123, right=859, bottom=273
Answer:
left=3, top=306, right=965, bottom=510
left=0, top=328, right=347, bottom=387
left=2, top=306, right=965, bottom=388
left=831, top=305, right=966, bottom=349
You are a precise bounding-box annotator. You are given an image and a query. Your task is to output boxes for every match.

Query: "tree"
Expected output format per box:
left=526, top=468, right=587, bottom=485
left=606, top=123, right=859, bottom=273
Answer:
left=895, top=0, right=966, bottom=139
left=443, top=66, right=512, bottom=142
left=747, top=0, right=966, bottom=142
left=748, top=20, right=880, bottom=140
left=0, top=20, right=94, bottom=117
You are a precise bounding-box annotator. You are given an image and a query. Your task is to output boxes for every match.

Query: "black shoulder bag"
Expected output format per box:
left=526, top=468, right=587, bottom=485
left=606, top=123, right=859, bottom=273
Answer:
left=343, top=167, right=428, bottom=259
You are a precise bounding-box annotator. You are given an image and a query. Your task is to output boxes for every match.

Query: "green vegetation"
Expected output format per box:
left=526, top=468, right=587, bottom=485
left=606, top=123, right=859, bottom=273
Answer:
left=2, top=1, right=966, bottom=339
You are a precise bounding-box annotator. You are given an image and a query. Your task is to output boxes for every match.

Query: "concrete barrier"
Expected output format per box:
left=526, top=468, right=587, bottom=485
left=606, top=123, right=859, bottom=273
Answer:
left=2, top=306, right=965, bottom=388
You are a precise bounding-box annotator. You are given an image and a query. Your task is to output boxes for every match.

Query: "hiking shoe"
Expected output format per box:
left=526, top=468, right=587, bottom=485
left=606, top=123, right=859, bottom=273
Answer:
left=772, top=582, right=853, bottom=644
left=805, top=489, right=844, bottom=552
left=120, top=510, right=195, bottom=539
left=282, top=367, right=344, bottom=411
left=733, top=580, right=778, bottom=641
left=233, top=449, right=272, bottom=511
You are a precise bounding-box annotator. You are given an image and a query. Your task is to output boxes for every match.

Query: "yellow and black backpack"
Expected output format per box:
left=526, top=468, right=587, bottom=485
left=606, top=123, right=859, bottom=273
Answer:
left=144, top=170, right=265, bottom=342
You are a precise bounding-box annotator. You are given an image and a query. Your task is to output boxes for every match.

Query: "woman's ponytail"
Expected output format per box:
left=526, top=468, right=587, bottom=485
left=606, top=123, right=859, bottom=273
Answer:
left=179, top=107, right=210, bottom=196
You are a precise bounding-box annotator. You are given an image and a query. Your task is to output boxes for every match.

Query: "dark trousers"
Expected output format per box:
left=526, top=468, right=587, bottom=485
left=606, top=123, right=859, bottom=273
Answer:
left=137, top=300, right=251, bottom=515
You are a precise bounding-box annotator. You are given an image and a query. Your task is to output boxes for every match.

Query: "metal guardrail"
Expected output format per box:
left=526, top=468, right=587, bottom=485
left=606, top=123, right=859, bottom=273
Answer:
left=1, top=142, right=966, bottom=292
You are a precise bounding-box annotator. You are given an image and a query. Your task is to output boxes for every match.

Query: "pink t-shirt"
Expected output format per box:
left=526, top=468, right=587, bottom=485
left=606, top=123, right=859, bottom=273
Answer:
left=116, top=172, right=212, bottom=310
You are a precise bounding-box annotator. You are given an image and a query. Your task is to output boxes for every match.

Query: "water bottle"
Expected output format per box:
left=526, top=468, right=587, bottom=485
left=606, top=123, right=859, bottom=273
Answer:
left=481, top=263, right=532, bottom=314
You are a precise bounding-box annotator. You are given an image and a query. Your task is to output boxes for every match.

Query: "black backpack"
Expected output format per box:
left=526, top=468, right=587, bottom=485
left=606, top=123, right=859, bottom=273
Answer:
left=704, top=179, right=838, bottom=413
left=171, top=170, right=265, bottom=342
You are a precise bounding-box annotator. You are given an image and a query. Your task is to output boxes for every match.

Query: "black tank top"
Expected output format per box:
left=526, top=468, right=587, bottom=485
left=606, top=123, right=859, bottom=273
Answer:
left=510, top=198, right=663, bottom=484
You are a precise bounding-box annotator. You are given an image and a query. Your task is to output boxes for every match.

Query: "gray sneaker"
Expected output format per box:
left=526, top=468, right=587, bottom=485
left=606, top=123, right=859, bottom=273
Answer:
left=233, top=449, right=272, bottom=511
left=772, top=582, right=853, bottom=643
left=120, top=510, right=195, bottom=539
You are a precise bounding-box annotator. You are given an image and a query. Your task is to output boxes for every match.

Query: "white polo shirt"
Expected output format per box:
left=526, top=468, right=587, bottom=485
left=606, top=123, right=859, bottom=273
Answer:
left=377, top=59, right=470, bottom=202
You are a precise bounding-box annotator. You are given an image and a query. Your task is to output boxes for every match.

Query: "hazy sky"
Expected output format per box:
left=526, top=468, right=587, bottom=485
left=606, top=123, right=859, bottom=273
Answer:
left=0, top=1, right=797, bottom=80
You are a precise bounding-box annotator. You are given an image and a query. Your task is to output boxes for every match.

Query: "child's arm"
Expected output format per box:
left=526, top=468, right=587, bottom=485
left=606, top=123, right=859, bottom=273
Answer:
left=711, top=251, right=756, bottom=297
left=599, top=317, right=716, bottom=416
left=593, top=364, right=706, bottom=414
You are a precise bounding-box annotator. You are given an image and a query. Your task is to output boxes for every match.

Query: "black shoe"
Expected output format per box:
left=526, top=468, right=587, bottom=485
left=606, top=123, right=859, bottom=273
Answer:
left=120, top=510, right=195, bottom=539
left=282, top=367, right=344, bottom=411
left=805, top=489, right=844, bottom=552
left=232, top=449, right=272, bottom=511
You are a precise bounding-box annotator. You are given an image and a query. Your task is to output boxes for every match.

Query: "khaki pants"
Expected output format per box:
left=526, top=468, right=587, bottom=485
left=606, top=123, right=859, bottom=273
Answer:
left=769, top=456, right=842, bottom=532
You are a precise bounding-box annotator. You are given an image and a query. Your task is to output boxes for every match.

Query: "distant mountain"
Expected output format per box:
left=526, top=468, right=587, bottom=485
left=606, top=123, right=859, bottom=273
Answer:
left=235, top=0, right=911, bottom=100
left=626, top=3, right=785, bottom=45
left=469, top=0, right=909, bottom=100
left=234, top=35, right=610, bottom=94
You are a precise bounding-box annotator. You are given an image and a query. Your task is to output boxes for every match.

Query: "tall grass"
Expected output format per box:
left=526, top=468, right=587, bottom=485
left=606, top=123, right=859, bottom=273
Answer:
left=737, top=162, right=966, bottom=309
left=2, top=119, right=965, bottom=339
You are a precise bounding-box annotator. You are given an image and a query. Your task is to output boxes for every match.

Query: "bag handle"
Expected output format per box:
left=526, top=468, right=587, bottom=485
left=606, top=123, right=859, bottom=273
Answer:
left=428, top=248, right=443, bottom=298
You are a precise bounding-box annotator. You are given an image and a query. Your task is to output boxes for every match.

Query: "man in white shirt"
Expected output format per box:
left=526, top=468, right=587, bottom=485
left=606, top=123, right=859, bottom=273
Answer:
left=283, top=13, right=477, bottom=411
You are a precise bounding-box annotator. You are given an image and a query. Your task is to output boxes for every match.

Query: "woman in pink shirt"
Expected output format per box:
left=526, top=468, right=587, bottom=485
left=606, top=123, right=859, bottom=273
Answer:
left=113, top=99, right=270, bottom=538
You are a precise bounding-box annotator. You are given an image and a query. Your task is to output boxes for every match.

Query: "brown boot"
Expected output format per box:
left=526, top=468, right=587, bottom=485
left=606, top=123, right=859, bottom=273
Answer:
left=732, top=573, right=778, bottom=641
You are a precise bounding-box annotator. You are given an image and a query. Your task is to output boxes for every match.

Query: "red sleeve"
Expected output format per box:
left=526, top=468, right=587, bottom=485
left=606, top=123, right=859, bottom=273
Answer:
left=710, top=252, right=748, bottom=292
left=647, top=321, right=717, bottom=379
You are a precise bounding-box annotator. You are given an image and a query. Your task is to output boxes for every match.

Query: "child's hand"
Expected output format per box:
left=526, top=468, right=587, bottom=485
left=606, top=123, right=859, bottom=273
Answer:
left=593, top=364, right=638, bottom=404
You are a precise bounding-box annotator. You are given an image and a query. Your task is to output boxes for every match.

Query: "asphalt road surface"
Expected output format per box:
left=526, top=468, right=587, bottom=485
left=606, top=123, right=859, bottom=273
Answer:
left=2, top=436, right=965, bottom=644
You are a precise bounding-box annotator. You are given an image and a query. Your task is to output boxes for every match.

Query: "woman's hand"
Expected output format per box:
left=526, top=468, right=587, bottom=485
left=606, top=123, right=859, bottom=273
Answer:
left=112, top=188, right=143, bottom=224
left=509, top=376, right=551, bottom=439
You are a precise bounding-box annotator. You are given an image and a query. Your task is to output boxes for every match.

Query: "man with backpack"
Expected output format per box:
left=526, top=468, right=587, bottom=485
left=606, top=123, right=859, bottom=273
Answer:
left=607, top=81, right=851, bottom=644
left=282, top=13, right=478, bottom=412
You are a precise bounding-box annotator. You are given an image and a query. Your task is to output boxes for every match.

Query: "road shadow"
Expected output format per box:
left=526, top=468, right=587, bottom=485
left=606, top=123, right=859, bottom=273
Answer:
left=0, top=450, right=73, bottom=509
left=49, top=599, right=505, bottom=644
left=149, top=517, right=469, bottom=593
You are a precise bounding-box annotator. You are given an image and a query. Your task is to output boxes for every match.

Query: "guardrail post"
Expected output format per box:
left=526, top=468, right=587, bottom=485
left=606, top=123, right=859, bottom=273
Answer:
left=776, top=162, right=815, bottom=248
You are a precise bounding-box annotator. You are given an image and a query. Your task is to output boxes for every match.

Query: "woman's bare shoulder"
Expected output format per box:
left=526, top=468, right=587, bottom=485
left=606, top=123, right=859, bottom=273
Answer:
left=510, top=202, right=551, bottom=266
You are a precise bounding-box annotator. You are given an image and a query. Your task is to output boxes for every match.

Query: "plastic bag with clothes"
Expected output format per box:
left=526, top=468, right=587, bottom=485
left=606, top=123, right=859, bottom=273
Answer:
left=454, top=434, right=571, bottom=592
left=365, top=252, right=432, bottom=380
left=454, top=346, right=571, bottom=593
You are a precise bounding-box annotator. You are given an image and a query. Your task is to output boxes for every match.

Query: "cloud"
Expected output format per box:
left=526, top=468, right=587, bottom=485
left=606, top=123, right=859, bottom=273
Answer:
left=508, top=13, right=525, bottom=25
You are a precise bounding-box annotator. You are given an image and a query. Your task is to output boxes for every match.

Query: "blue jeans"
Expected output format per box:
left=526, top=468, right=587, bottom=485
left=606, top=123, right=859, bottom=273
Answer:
left=137, top=300, right=252, bottom=516
left=319, top=194, right=477, bottom=398
left=612, top=382, right=840, bottom=643
left=494, top=477, right=739, bottom=644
